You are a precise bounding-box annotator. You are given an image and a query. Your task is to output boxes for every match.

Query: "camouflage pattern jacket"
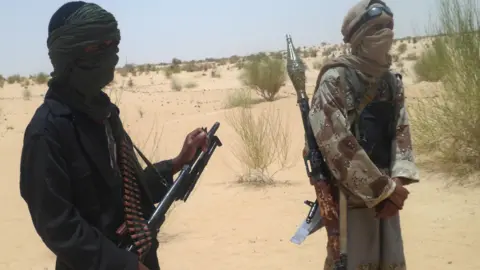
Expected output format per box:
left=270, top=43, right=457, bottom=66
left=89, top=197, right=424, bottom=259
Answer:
left=308, top=67, right=420, bottom=208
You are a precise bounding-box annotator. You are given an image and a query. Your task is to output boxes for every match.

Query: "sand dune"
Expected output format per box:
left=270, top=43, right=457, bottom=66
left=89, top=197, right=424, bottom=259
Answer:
left=1, top=37, right=479, bottom=270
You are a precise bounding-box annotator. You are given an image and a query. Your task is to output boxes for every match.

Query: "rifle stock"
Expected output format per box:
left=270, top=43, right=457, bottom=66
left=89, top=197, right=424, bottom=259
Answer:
left=119, top=122, right=222, bottom=260
left=285, top=34, right=347, bottom=270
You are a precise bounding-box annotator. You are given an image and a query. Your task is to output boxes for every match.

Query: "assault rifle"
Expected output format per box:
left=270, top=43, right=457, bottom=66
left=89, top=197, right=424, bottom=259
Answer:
left=285, top=34, right=347, bottom=270
left=120, top=122, right=222, bottom=259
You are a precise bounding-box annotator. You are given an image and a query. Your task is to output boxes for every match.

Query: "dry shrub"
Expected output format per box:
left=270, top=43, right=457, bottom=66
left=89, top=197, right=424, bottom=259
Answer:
left=163, top=68, right=173, bottom=79
left=170, top=76, right=182, bottom=91
left=391, top=53, right=399, bottom=63
left=116, top=67, right=129, bottom=77
left=31, top=72, right=50, bottom=84
left=184, top=81, right=197, bottom=88
left=164, top=64, right=181, bottom=79
left=396, top=43, right=408, bottom=54
left=240, top=55, right=286, bottom=101
left=127, top=77, right=134, bottom=88
left=411, top=0, right=480, bottom=177
left=211, top=69, right=221, bottom=78
left=7, top=74, right=22, bottom=84
left=413, top=38, right=451, bottom=82
left=225, top=105, right=293, bottom=185
left=312, top=60, right=323, bottom=70
left=137, top=107, right=144, bottom=118
left=224, top=88, right=256, bottom=109
left=22, top=81, right=32, bottom=100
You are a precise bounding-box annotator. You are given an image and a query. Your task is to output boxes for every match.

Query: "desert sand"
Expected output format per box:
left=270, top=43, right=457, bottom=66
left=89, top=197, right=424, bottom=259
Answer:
left=1, top=38, right=479, bottom=270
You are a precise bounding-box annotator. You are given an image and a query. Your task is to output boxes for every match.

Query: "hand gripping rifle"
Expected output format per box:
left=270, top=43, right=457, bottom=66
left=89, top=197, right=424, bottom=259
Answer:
left=120, top=122, right=222, bottom=260
left=285, top=35, right=347, bottom=270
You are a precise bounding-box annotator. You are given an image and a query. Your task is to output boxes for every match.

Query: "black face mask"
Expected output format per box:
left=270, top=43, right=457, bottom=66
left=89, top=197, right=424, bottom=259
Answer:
left=47, top=44, right=119, bottom=122
left=68, top=47, right=119, bottom=100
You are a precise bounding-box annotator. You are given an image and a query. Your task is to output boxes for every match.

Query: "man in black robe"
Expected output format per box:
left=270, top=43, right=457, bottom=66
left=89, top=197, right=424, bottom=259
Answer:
left=19, top=2, right=208, bottom=270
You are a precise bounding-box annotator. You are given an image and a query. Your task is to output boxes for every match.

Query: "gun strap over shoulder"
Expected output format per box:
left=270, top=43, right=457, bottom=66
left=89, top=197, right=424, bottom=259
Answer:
left=337, top=66, right=401, bottom=142
left=338, top=67, right=399, bottom=114
left=314, top=64, right=400, bottom=122
left=132, top=143, right=171, bottom=188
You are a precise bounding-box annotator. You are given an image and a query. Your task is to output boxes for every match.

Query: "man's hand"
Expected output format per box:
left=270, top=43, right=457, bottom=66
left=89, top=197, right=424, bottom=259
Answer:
left=173, top=128, right=208, bottom=168
left=375, top=178, right=410, bottom=219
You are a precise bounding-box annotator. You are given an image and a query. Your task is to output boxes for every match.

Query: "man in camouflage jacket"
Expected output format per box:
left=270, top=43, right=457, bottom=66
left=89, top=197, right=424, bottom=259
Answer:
left=308, top=0, right=420, bottom=269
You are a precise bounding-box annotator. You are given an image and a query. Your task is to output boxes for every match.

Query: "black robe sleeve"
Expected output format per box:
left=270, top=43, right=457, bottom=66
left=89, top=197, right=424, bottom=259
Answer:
left=19, top=133, right=138, bottom=270
left=142, top=160, right=175, bottom=203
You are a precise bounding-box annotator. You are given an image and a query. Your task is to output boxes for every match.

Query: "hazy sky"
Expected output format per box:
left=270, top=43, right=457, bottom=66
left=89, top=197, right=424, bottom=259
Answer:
left=1, top=0, right=438, bottom=76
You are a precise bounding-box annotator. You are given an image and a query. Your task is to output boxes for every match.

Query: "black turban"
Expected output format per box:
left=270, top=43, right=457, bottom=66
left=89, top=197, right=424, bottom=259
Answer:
left=47, top=1, right=121, bottom=122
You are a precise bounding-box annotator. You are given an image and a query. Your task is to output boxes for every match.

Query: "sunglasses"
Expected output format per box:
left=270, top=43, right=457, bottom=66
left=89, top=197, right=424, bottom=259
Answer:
left=84, top=40, right=119, bottom=53
left=345, top=5, right=394, bottom=42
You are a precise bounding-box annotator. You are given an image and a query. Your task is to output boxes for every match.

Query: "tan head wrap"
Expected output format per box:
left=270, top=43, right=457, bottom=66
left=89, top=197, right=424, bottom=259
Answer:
left=316, top=0, right=394, bottom=85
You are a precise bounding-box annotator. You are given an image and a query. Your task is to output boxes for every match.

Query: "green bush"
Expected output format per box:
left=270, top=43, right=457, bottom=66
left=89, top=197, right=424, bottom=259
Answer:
left=413, top=38, right=451, bottom=82
left=240, top=55, right=286, bottom=101
left=225, top=105, right=292, bottom=184
left=411, top=0, right=480, bottom=175
left=32, top=72, right=50, bottom=84
left=7, top=74, right=22, bottom=84
left=397, top=43, right=408, bottom=54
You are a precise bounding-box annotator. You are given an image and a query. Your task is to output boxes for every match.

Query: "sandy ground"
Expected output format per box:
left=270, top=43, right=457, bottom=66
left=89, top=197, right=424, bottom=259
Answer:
left=1, top=39, right=479, bottom=270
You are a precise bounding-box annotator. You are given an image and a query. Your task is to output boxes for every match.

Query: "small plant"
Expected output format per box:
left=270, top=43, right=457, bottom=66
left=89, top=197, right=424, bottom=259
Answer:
left=117, top=67, right=129, bottom=77
left=312, top=60, right=323, bottom=70
left=164, top=65, right=180, bottom=79
left=22, top=85, right=31, bottom=100
left=7, top=74, right=21, bottom=84
left=229, top=55, right=241, bottom=64
left=127, top=77, right=134, bottom=88
left=397, top=43, right=408, bottom=54
left=225, top=105, right=293, bottom=185
left=224, top=88, right=255, bottom=109
left=413, top=38, right=450, bottom=82
left=391, top=53, right=399, bottom=63
left=184, top=81, right=198, bottom=88
left=32, top=72, right=50, bottom=84
left=123, top=64, right=136, bottom=76
left=170, top=77, right=182, bottom=91
left=240, top=56, right=286, bottom=101
left=211, top=69, right=221, bottom=78
left=163, top=68, right=172, bottom=79
left=182, top=62, right=202, bottom=72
